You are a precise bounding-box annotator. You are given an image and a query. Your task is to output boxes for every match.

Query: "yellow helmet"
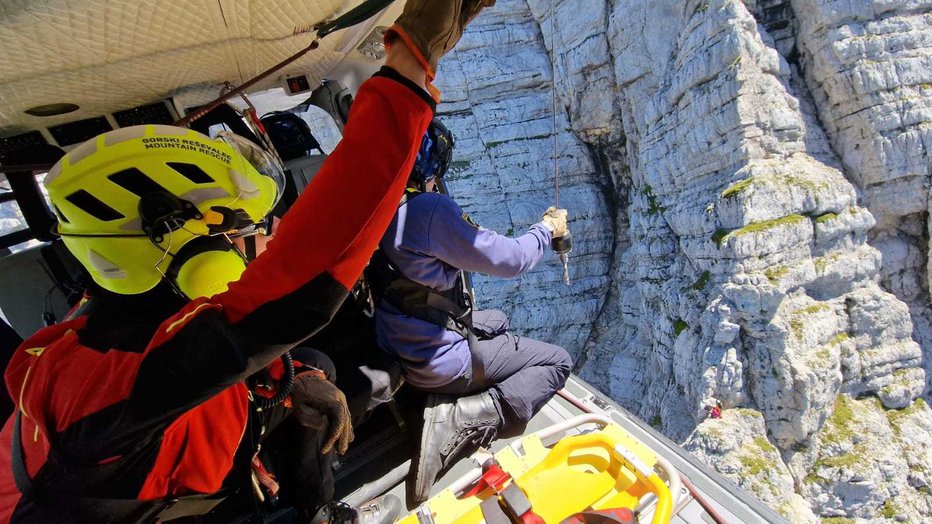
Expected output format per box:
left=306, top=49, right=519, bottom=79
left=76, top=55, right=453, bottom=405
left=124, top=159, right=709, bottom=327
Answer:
left=46, top=124, right=284, bottom=296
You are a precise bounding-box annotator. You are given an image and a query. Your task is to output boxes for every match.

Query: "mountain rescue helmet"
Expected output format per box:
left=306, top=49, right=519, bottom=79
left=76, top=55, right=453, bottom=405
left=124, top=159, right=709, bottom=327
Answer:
left=45, top=124, right=285, bottom=295
left=410, top=119, right=454, bottom=186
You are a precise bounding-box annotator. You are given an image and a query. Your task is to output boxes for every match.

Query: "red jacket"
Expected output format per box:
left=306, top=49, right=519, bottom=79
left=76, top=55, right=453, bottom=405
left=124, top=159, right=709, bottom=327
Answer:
left=0, top=69, right=434, bottom=522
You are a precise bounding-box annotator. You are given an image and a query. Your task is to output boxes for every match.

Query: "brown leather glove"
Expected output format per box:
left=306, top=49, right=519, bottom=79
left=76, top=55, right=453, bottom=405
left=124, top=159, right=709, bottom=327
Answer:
left=290, top=371, right=354, bottom=454
left=386, top=0, right=496, bottom=79
left=541, top=206, right=569, bottom=238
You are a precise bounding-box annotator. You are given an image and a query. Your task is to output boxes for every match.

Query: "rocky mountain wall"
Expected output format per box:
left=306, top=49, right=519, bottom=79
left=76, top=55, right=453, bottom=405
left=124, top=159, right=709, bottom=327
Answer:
left=435, top=0, right=932, bottom=521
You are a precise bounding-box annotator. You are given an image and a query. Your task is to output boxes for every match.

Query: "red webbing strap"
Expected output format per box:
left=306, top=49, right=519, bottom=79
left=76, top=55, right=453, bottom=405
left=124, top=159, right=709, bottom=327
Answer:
left=464, top=458, right=545, bottom=524
left=463, top=461, right=511, bottom=497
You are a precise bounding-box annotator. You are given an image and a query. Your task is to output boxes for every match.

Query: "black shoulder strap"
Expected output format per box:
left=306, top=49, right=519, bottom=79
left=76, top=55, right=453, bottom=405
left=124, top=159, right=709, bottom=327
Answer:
left=11, top=412, right=33, bottom=494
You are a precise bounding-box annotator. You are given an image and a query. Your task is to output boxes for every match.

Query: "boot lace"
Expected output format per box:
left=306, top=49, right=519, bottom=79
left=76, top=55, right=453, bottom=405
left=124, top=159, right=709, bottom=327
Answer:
left=441, top=425, right=497, bottom=469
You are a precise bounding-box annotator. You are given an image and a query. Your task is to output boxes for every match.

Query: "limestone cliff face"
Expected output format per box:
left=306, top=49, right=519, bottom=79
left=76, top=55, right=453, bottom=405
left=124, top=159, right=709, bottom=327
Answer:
left=435, top=0, right=932, bottom=521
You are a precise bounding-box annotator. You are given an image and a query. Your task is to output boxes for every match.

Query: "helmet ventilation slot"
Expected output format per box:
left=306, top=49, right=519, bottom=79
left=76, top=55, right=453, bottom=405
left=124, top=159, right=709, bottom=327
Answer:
left=65, top=190, right=125, bottom=221
left=109, top=168, right=168, bottom=197
left=167, top=162, right=214, bottom=184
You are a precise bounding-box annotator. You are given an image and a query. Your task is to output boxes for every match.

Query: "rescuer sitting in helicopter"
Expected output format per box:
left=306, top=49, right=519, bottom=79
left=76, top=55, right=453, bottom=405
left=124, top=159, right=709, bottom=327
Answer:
left=367, top=119, right=573, bottom=503
left=0, top=1, right=496, bottom=522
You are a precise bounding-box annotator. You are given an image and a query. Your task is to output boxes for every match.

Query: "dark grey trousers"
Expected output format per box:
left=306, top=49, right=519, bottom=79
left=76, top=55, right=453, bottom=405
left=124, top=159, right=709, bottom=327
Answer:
left=419, top=310, right=573, bottom=436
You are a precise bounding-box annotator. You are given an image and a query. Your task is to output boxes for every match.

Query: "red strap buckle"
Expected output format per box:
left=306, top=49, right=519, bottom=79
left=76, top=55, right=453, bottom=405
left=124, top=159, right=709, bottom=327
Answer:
left=464, top=460, right=512, bottom=498
left=465, top=458, right=545, bottom=524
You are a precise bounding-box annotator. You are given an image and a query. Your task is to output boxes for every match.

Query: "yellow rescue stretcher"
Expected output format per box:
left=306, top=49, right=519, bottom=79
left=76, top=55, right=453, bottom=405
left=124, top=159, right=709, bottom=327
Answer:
left=401, top=414, right=676, bottom=524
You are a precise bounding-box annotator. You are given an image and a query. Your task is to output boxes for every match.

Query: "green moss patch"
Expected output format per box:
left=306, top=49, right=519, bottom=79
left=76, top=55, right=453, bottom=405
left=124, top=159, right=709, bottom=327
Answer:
left=673, top=319, right=688, bottom=336
left=804, top=472, right=828, bottom=485
left=809, top=345, right=834, bottom=368
left=764, top=265, right=788, bottom=284
left=712, top=228, right=729, bottom=246
left=814, top=252, right=841, bottom=273
left=887, top=398, right=927, bottom=429
left=817, top=453, right=863, bottom=468
left=642, top=185, right=666, bottom=215
left=753, top=436, right=776, bottom=453
left=690, top=271, right=711, bottom=291
left=821, top=395, right=855, bottom=445
left=815, top=212, right=838, bottom=224
left=734, top=214, right=806, bottom=237
left=796, top=303, right=830, bottom=315
left=790, top=318, right=805, bottom=339
left=715, top=214, right=807, bottom=248
left=722, top=178, right=755, bottom=199
left=783, top=173, right=826, bottom=192
left=880, top=498, right=896, bottom=519
left=738, top=452, right=770, bottom=475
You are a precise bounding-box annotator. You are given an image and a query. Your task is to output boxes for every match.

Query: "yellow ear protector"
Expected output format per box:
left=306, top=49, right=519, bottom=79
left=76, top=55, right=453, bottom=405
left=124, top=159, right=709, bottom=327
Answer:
left=139, top=192, right=257, bottom=299
left=166, top=235, right=248, bottom=299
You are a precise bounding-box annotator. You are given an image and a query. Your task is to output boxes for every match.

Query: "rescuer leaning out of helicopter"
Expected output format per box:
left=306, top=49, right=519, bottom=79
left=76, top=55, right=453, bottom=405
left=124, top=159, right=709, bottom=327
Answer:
left=367, top=119, right=574, bottom=502
left=0, top=1, right=497, bottom=522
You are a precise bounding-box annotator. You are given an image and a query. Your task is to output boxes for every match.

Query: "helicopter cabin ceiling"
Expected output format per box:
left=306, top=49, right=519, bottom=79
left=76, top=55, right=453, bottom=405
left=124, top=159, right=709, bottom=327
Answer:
left=0, top=0, right=395, bottom=139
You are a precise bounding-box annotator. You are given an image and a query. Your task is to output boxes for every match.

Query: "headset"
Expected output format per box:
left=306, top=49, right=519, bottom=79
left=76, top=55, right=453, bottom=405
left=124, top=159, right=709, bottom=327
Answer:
left=134, top=190, right=267, bottom=300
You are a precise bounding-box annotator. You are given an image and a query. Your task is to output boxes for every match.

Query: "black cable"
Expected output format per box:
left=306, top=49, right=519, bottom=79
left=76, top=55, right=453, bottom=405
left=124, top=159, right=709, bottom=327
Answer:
left=253, top=351, right=295, bottom=409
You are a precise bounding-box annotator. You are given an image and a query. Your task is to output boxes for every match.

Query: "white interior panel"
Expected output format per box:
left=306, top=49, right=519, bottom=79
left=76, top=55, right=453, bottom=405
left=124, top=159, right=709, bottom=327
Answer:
left=0, top=0, right=399, bottom=135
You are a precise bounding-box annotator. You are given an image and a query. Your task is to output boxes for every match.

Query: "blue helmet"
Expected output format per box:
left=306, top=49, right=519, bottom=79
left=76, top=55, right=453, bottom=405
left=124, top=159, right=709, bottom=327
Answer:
left=410, top=119, right=454, bottom=186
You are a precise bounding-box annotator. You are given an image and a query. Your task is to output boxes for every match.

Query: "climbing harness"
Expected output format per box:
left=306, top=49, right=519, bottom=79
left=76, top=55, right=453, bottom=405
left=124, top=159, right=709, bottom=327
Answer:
left=365, top=192, right=475, bottom=339
left=368, top=248, right=474, bottom=339
left=548, top=1, right=573, bottom=285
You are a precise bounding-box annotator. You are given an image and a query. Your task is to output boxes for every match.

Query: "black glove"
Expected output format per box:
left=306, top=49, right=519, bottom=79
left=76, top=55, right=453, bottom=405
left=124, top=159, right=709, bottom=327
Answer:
left=290, top=371, right=354, bottom=454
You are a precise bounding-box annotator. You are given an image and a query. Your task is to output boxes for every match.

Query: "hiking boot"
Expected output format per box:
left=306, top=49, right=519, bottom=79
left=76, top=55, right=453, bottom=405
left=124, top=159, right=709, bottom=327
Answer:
left=310, top=494, right=402, bottom=524
left=411, top=392, right=502, bottom=503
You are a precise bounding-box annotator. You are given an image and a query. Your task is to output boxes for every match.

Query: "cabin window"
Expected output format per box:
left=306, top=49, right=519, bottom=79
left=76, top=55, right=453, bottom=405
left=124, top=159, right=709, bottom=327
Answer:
left=0, top=173, right=51, bottom=253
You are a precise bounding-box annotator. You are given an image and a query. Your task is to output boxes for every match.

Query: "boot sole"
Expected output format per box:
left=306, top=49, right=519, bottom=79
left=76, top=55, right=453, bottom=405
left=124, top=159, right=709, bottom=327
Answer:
left=412, top=393, right=457, bottom=504
left=413, top=397, right=438, bottom=503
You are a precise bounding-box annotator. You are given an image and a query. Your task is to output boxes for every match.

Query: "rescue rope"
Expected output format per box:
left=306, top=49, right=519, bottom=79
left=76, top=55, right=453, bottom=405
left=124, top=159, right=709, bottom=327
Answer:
left=549, top=0, right=559, bottom=208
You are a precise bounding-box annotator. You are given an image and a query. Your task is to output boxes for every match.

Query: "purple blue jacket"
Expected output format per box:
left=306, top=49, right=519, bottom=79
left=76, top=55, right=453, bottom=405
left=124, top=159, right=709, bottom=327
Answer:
left=375, top=191, right=552, bottom=388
